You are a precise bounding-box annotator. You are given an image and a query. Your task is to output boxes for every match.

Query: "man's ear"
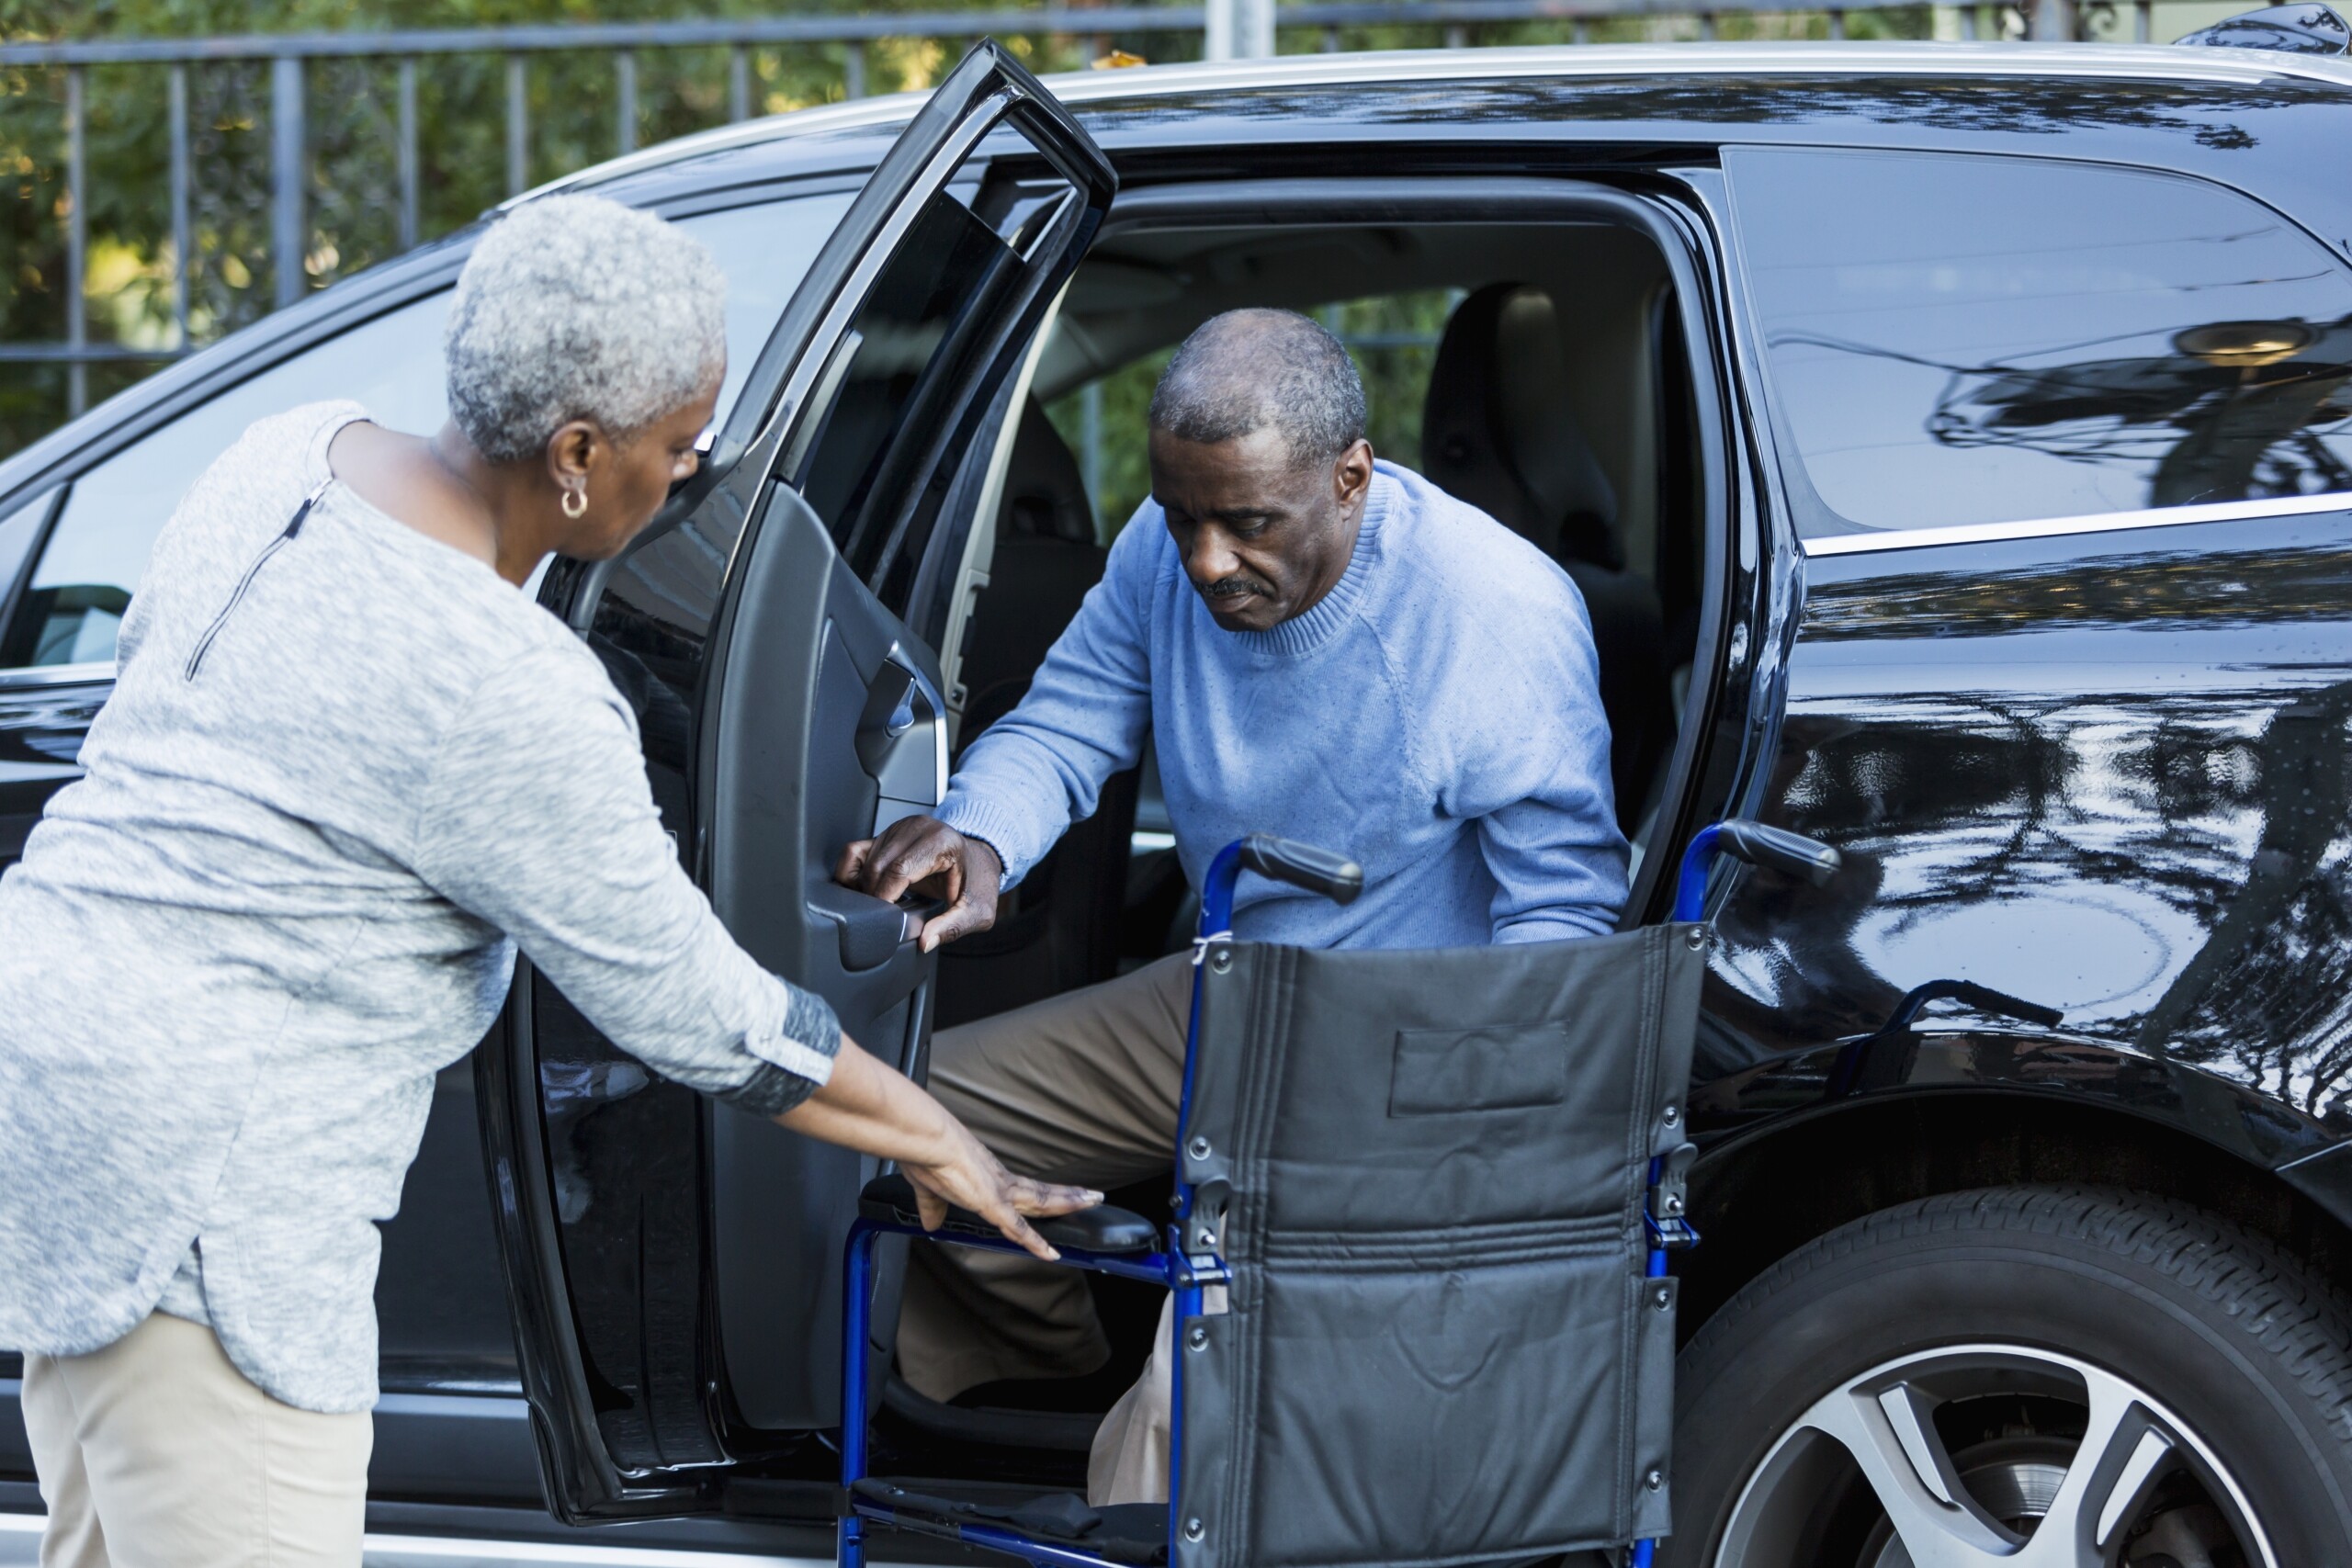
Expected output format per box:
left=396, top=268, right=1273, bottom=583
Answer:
left=543, top=419, right=605, bottom=489
left=1330, top=438, right=1375, bottom=511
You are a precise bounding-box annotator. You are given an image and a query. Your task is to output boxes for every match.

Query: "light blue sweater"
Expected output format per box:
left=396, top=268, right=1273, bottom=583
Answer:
left=938, top=462, right=1629, bottom=950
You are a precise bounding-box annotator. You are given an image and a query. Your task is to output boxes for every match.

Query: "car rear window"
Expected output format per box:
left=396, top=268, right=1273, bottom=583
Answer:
left=0, top=193, right=852, bottom=674
left=1726, top=146, right=2352, bottom=536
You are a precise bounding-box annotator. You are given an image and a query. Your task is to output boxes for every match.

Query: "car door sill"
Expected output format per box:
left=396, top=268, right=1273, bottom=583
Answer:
left=0, top=1506, right=889, bottom=1568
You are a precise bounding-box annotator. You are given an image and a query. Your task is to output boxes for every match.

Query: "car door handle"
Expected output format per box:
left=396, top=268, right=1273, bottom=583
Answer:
left=855, top=641, right=949, bottom=835
left=807, top=882, right=926, bottom=972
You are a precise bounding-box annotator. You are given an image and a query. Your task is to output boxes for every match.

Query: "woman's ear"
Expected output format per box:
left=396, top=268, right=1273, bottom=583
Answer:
left=544, top=420, right=605, bottom=491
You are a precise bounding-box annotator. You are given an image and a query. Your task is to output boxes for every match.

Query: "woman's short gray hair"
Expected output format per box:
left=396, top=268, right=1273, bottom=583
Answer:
left=444, top=194, right=727, bottom=464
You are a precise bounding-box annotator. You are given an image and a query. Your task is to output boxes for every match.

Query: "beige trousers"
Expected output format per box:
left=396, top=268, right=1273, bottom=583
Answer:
left=21, top=1313, right=372, bottom=1568
left=899, top=951, right=1215, bottom=1506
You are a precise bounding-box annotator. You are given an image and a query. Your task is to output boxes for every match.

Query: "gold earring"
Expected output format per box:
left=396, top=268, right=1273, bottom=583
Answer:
left=561, top=486, right=587, bottom=520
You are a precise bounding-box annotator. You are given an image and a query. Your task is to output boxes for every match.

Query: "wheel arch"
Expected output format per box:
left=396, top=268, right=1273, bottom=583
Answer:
left=1679, top=1082, right=2352, bottom=1338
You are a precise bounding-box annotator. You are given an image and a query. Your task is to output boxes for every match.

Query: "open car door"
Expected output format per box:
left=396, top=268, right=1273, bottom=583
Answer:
left=479, top=41, right=1115, bottom=1523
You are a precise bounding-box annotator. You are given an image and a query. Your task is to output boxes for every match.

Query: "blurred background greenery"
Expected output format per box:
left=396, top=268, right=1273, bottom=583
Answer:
left=1046, top=291, right=1458, bottom=534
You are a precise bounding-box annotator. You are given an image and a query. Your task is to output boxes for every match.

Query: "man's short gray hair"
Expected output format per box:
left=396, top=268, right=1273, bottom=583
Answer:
left=1148, top=308, right=1367, bottom=467
left=444, top=194, right=726, bottom=464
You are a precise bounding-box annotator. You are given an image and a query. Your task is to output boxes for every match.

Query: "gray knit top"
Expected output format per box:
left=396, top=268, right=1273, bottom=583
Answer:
left=0, top=402, right=840, bottom=1412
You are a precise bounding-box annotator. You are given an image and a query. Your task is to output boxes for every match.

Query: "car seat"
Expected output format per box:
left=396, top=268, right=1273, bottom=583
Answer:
left=935, top=398, right=1138, bottom=1028
left=1422, top=283, right=1673, bottom=835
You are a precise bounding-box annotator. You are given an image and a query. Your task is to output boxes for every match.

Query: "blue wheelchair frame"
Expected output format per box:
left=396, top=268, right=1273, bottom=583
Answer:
left=839, top=821, right=1819, bottom=1568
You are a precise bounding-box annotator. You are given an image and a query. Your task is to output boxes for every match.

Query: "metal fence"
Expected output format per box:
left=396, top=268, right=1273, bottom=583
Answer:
left=0, top=0, right=2154, bottom=434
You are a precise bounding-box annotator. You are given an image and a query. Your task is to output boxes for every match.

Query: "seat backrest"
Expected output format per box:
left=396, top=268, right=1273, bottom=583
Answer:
left=1423, top=281, right=1621, bottom=567
left=1422, top=282, right=1672, bottom=834
left=1174, top=924, right=1703, bottom=1568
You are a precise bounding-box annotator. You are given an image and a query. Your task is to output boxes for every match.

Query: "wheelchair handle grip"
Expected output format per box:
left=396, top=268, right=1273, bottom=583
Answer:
left=1715, top=820, right=1840, bottom=886
left=1239, top=833, right=1364, bottom=905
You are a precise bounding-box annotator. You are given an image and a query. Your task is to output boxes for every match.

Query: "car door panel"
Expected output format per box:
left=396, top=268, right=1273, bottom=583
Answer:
left=707, top=494, right=941, bottom=1434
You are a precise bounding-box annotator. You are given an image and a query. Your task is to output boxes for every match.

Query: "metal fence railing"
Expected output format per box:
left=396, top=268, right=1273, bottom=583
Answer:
left=0, top=1, right=2156, bottom=441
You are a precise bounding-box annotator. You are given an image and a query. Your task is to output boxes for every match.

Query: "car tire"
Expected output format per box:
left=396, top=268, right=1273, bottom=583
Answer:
left=1662, top=1186, right=2352, bottom=1568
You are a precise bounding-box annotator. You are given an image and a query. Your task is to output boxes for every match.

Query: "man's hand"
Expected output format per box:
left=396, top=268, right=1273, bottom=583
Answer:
left=835, top=816, right=1001, bottom=953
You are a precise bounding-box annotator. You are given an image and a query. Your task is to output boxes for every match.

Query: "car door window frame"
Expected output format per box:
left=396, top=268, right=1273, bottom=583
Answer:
left=0, top=489, right=71, bottom=684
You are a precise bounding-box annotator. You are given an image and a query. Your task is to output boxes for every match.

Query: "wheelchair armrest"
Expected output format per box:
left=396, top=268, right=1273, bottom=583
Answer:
left=858, top=1173, right=1159, bottom=1255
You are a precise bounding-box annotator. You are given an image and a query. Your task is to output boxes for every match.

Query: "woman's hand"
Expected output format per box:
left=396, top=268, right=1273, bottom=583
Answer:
left=899, top=1117, right=1100, bottom=1261
left=776, top=1035, right=1096, bottom=1259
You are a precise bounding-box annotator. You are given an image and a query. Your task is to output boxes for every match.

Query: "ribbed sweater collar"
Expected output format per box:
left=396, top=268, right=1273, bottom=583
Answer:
left=1230, top=469, right=1394, bottom=659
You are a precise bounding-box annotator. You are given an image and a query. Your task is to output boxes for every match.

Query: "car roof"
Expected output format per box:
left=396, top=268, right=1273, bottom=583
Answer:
left=520, top=40, right=2352, bottom=203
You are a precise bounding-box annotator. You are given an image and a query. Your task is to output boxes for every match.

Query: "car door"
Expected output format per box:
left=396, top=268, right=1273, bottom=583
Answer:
left=480, top=40, right=1116, bottom=1523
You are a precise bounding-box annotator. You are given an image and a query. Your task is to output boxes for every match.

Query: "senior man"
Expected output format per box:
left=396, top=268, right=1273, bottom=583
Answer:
left=837, top=307, right=1628, bottom=1503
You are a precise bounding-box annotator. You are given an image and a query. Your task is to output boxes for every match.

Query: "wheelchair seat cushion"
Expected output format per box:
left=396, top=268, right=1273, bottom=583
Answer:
left=858, top=1172, right=1159, bottom=1254
left=851, top=1478, right=1168, bottom=1564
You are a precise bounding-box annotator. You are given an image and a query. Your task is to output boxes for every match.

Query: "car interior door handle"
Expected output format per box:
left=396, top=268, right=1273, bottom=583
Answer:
left=855, top=641, right=949, bottom=835
left=806, top=882, right=927, bottom=972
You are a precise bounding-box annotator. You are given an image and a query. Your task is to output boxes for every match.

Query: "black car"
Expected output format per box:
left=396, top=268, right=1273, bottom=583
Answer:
left=5, top=34, right=2352, bottom=1568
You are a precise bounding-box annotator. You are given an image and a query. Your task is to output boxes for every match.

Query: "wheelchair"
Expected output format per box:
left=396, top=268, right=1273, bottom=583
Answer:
left=839, top=819, right=1837, bottom=1568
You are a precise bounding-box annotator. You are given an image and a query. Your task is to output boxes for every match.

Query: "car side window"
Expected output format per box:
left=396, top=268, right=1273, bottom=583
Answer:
left=1726, top=147, right=2352, bottom=535
left=685, top=191, right=857, bottom=434
left=0, top=293, right=454, bottom=673
left=0, top=192, right=853, bottom=674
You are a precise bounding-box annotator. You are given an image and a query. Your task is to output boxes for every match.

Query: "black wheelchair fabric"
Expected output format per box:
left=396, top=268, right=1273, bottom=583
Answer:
left=1173, top=925, right=1704, bottom=1568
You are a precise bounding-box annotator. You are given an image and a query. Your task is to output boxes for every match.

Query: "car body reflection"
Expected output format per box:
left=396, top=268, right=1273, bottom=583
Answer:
left=1703, top=508, right=2352, bottom=1149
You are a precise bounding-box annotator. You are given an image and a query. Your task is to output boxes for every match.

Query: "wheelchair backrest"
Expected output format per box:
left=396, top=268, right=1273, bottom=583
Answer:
left=1174, top=922, right=1704, bottom=1568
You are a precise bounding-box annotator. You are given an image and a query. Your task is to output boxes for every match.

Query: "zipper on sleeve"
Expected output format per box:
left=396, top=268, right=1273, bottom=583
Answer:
left=184, top=479, right=330, bottom=682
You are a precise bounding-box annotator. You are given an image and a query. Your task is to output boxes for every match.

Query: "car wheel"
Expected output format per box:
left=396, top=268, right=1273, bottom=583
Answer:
left=1663, top=1186, right=2352, bottom=1567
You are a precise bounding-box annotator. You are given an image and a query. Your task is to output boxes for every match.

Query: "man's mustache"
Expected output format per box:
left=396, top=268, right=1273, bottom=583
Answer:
left=1196, top=574, right=1274, bottom=602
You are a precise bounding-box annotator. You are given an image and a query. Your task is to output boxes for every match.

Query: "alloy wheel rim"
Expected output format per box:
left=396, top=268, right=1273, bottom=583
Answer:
left=1712, top=1342, right=2278, bottom=1568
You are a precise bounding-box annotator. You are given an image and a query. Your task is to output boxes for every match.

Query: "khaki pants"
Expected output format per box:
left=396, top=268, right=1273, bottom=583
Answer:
left=899, top=951, right=1214, bottom=1506
left=21, top=1313, right=372, bottom=1568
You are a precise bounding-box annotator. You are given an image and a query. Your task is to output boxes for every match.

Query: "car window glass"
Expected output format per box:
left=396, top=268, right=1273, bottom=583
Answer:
left=10, top=294, right=452, bottom=672
left=1727, top=147, right=2352, bottom=534
left=4, top=191, right=849, bottom=672
left=679, top=192, right=856, bottom=432
left=794, top=169, right=1079, bottom=610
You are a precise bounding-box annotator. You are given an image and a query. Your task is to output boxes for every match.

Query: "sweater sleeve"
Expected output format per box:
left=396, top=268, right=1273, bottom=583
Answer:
left=411, top=644, right=839, bottom=1115
left=934, top=512, right=1159, bottom=886
left=1444, top=579, right=1631, bottom=944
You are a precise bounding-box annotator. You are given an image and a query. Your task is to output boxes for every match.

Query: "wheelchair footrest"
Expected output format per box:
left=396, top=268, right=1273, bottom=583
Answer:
left=850, top=1478, right=1167, bottom=1564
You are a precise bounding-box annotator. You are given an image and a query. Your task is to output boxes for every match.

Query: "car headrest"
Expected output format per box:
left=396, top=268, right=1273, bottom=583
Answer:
left=1422, top=282, right=1623, bottom=570
left=1001, top=397, right=1094, bottom=544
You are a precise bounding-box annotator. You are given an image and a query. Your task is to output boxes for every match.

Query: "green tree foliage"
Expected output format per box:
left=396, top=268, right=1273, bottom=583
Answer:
left=0, top=0, right=1201, bottom=454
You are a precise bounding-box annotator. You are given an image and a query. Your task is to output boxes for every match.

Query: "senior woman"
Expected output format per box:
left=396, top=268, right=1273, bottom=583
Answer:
left=0, top=194, right=1090, bottom=1568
